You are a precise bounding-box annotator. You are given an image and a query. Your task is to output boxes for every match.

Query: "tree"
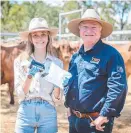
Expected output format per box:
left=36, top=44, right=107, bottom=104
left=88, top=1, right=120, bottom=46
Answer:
left=32, top=1, right=61, bottom=27
left=1, top=0, right=130, bottom=34
left=1, top=1, right=62, bottom=32
left=112, top=1, right=131, bottom=30
left=1, top=1, right=12, bottom=32
left=80, top=0, right=131, bottom=30
left=8, top=3, right=30, bottom=32
left=60, top=1, right=81, bottom=34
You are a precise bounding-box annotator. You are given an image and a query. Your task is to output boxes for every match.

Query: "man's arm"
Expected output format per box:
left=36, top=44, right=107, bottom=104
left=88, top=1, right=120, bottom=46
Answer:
left=100, top=52, right=127, bottom=117
left=92, top=52, right=127, bottom=131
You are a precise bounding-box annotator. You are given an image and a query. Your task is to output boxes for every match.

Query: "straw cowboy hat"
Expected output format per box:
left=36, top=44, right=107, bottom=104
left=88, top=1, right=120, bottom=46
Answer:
left=68, top=9, right=113, bottom=38
left=19, top=18, right=58, bottom=40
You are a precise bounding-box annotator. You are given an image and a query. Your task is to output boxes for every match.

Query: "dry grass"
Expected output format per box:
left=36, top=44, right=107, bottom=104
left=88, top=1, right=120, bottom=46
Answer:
left=0, top=84, right=131, bottom=133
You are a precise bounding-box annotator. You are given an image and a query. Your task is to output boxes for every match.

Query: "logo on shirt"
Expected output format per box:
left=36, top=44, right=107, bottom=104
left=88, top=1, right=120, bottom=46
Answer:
left=90, top=57, right=100, bottom=64
left=117, top=66, right=124, bottom=73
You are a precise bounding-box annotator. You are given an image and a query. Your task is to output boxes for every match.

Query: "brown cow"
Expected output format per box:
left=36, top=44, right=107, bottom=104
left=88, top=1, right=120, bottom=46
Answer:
left=1, top=41, right=26, bottom=104
left=1, top=39, right=79, bottom=104
left=53, top=39, right=80, bottom=70
left=52, top=39, right=80, bottom=102
left=125, top=43, right=131, bottom=77
left=2, top=39, right=130, bottom=105
left=106, top=41, right=131, bottom=77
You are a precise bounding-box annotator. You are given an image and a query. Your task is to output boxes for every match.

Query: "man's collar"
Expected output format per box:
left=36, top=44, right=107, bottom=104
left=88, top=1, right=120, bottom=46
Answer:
left=78, top=39, right=103, bottom=54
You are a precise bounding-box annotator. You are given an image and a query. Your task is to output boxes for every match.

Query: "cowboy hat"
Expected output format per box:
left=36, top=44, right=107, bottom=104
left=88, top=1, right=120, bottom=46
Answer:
left=19, top=18, right=58, bottom=40
left=68, top=9, right=113, bottom=38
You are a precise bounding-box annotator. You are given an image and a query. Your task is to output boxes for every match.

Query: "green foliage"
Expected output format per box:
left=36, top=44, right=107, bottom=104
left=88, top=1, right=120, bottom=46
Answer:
left=79, top=0, right=131, bottom=30
left=1, top=1, right=61, bottom=32
left=1, top=1, right=12, bottom=31
left=63, top=1, right=81, bottom=20
left=111, top=1, right=131, bottom=30
left=60, top=1, right=81, bottom=34
left=1, top=0, right=131, bottom=34
left=32, top=1, right=61, bottom=27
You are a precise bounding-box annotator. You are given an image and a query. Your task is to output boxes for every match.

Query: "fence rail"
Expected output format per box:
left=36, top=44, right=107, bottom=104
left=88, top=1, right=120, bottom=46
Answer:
left=1, top=30, right=131, bottom=44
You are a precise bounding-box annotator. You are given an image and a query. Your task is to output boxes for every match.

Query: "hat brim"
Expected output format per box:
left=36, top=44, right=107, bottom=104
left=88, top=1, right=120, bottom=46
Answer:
left=19, top=28, right=58, bottom=40
left=68, top=18, right=113, bottom=38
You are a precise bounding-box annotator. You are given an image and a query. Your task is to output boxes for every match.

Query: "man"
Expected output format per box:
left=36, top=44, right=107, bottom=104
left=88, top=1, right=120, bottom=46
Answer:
left=63, top=9, right=127, bottom=133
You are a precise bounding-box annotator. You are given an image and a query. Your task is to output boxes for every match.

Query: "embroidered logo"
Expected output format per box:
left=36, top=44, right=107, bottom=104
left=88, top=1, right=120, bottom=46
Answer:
left=117, top=66, right=124, bottom=73
left=90, top=57, right=100, bottom=64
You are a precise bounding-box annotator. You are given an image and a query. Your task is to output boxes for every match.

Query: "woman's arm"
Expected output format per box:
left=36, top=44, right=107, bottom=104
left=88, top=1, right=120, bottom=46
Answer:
left=14, top=58, right=39, bottom=97
left=53, top=87, right=60, bottom=100
left=14, top=58, right=28, bottom=99
left=22, top=77, right=32, bottom=94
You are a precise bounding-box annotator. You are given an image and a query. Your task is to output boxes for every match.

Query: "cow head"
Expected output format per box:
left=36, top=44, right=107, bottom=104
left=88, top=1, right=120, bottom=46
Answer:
left=53, top=40, right=80, bottom=70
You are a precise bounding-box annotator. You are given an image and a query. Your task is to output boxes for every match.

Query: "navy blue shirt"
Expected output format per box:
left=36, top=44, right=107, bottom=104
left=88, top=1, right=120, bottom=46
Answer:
left=65, top=39, right=127, bottom=118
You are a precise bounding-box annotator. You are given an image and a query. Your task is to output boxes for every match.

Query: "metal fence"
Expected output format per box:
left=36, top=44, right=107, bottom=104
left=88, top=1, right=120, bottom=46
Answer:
left=1, top=30, right=131, bottom=44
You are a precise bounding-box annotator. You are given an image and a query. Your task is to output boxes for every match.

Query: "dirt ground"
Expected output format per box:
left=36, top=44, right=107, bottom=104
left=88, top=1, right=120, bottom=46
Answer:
left=0, top=84, right=131, bottom=133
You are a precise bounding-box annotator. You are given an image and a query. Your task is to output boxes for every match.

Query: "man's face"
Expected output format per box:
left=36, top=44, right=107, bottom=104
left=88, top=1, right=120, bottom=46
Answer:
left=79, top=20, right=102, bottom=44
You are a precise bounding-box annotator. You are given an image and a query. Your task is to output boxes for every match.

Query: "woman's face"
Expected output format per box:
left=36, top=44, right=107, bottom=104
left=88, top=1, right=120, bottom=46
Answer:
left=31, top=31, right=49, bottom=49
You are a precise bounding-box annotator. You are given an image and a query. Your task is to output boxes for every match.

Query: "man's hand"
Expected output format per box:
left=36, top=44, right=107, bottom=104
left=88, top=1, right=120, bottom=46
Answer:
left=90, top=116, right=109, bottom=131
left=62, top=73, right=72, bottom=87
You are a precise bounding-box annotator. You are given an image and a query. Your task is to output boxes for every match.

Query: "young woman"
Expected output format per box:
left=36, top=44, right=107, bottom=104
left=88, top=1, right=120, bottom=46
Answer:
left=14, top=18, right=63, bottom=133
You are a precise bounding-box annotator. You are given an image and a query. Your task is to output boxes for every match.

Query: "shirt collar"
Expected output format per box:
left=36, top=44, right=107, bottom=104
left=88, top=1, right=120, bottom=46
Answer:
left=78, top=39, right=103, bottom=55
left=46, top=53, right=53, bottom=61
left=31, top=53, right=53, bottom=63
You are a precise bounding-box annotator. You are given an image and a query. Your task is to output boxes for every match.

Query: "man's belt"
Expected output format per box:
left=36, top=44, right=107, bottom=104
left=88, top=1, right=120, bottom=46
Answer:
left=72, top=110, right=99, bottom=119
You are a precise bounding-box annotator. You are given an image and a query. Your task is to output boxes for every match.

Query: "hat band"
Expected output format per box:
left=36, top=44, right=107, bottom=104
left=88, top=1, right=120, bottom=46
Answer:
left=30, top=27, right=49, bottom=31
left=82, top=17, right=100, bottom=20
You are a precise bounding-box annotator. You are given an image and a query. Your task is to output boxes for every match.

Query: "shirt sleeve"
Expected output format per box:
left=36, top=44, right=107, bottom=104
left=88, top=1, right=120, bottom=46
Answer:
left=14, top=58, right=26, bottom=100
left=57, top=59, right=64, bottom=69
left=100, top=52, right=128, bottom=117
left=53, top=58, right=64, bottom=88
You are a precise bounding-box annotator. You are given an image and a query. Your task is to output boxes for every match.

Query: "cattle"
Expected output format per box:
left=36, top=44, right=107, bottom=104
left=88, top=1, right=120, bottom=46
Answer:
left=1, top=39, right=131, bottom=105
left=52, top=40, right=80, bottom=103
left=108, top=42, right=131, bottom=77
left=53, top=39, right=80, bottom=70
left=1, top=42, right=26, bottom=104
left=1, top=39, right=79, bottom=104
left=128, top=75, right=131, bottom=94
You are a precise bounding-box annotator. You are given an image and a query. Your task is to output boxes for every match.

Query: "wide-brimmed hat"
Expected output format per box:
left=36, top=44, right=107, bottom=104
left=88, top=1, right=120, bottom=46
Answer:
left=19, top=18, right=58, bottom=40
left=68, top=9, right=113, bottom=38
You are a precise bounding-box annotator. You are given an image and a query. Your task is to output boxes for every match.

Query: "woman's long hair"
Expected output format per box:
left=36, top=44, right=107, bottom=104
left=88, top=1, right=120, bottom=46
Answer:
left=19, top=32, right=56, bottom=61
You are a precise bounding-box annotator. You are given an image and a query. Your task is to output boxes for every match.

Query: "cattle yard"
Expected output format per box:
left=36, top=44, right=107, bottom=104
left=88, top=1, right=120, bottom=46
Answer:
left=0, top=84, right=131, bottom=133
left=1, top=40, right=131, bottom=133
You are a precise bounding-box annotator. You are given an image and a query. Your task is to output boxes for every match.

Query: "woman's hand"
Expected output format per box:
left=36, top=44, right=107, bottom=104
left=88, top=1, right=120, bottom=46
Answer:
left=53, top=87, right=60, bottom=100
left=67, top=108, right=72, bottom=117
left=28, top=65, right=40, bottom=77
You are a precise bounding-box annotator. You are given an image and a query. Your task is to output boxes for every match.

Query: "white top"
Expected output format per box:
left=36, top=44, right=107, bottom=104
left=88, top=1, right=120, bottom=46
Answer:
left=14, top=54, right=63, bottom=105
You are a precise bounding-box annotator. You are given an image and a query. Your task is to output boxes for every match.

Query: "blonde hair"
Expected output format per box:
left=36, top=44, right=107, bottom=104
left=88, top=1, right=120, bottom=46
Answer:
left=19, top=31, right=56, bottom=61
